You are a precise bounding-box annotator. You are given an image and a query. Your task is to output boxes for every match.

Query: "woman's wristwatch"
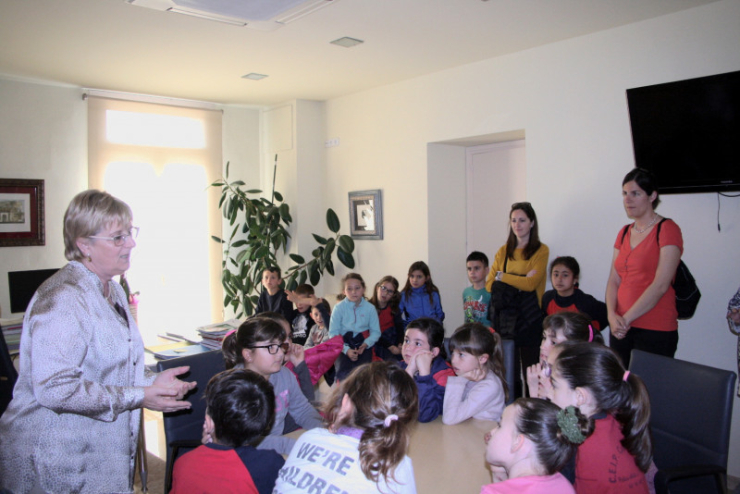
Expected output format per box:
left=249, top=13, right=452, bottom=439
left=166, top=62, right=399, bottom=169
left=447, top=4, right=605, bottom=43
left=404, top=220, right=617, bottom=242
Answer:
left=495, top=271, right=503, bottom=282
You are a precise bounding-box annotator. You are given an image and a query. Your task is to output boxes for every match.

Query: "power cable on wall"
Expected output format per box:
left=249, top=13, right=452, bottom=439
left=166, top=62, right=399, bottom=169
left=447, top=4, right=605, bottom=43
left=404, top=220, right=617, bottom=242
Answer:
left=717, top=192, right=740, bottom=232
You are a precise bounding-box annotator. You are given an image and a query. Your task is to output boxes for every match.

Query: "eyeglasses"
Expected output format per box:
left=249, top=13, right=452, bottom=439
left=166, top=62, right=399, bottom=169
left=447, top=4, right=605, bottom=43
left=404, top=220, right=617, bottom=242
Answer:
left=379, top=285, right=396, bottom=295
left=248, top=342, right=290, bottom=355
left=88, top=227, right=139, bottom=247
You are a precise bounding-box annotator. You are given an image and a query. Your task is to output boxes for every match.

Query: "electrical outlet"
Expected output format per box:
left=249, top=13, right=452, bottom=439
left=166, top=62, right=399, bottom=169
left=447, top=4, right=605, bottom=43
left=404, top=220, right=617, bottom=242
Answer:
left=325, top=138, right=340, bottom=148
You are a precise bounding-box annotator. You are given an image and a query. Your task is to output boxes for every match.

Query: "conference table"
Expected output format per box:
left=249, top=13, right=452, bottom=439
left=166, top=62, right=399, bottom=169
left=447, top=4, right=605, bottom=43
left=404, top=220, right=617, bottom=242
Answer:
left=288, top=416, right=495, bottom=493
left=408, top=417, right=495, bottom=493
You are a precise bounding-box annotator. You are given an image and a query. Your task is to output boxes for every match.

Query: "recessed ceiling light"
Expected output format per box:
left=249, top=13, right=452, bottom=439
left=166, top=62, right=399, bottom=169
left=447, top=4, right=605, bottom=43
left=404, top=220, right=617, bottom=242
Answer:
left=330, top=37, right=364, bottom=48
left=242, top=73, right=269, bottom=81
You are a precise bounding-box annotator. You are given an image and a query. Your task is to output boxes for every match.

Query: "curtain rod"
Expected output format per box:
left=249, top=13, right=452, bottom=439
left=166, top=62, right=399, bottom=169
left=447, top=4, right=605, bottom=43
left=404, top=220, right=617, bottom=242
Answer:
left=82, top=88, right=223, bottom=112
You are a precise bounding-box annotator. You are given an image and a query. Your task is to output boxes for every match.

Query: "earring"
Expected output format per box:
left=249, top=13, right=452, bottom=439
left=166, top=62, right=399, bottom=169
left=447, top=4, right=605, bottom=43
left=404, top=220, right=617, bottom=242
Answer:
left=86, top=253, right=92, bottom=262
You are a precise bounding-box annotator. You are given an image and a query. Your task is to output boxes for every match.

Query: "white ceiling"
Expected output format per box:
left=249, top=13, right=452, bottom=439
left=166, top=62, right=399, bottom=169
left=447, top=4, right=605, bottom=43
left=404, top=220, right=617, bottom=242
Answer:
left=0, top=0, right=720, bottom=106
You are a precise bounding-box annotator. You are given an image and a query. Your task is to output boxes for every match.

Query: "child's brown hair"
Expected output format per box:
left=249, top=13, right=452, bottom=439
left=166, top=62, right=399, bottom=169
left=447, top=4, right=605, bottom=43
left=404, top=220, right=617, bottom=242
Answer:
left=449, top=323, right=509, bottom=401
left=323, top=361, right=418, bottom=484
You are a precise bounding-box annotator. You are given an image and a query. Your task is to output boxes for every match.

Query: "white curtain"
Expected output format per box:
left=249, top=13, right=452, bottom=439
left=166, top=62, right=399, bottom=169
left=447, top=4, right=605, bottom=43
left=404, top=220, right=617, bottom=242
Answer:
left=87, top=96, right=223, bottom=343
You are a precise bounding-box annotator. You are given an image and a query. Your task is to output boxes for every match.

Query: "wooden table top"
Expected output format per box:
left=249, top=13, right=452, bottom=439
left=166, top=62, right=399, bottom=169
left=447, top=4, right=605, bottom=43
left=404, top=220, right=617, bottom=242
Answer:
left=408, top=417, right=495, bottom=493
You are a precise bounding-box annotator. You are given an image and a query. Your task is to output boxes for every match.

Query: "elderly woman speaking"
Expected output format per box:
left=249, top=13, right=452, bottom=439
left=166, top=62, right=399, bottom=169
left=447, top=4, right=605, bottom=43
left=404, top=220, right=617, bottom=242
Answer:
left=0, top=190, right=196, bottom=494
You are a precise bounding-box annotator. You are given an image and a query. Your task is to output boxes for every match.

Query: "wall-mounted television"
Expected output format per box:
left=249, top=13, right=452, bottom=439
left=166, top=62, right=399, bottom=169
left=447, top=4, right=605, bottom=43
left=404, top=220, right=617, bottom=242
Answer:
left=626, top=70, right=740, bottom=194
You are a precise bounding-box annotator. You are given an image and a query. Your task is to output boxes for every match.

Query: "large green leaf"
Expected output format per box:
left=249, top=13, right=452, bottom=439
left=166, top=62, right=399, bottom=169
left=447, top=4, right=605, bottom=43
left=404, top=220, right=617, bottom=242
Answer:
left=285, top=273, right=298, bottom=291
left=324, top=238, right=335, bottom=257
left=298, top=270, right=307, bottom=285
left=326, top=208, right=340, bottom=233
left=246, top=189, right=262, bottom=194
left=211, top=235, right=223, bottom=243
left=289, top=253, right=305, bottom=264
left=236, top=248, right=250, bottom=264
left=312, top=234, right=327, bottom=245
left=231, top=240, right=247, bottom=248
left=230, top=180, right=245, bottom=186
left=337, top=247, right=355, bottom=269
left=326, top=259, right=335, bottom=276
left=309, top=265, right=321, bottom=285
left=338, top=235, right=355, bottom=253
left=274, top=191, right=283, bottom=202
left=225, top=161, right=230, bottom=177
left=278, top=203, right=290, bottom=223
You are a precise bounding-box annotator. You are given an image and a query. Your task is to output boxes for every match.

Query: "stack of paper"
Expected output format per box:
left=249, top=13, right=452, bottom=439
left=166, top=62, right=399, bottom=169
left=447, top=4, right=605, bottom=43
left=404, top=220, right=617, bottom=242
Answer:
left=196, top=319, right=240, bottom=350
left=1, top=316, right=23, bottom=355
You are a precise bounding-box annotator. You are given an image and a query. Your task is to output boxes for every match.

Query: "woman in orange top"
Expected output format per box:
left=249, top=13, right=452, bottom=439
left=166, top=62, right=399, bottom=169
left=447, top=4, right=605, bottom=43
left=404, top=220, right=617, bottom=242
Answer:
left=606, top=168, right=683, bottom=367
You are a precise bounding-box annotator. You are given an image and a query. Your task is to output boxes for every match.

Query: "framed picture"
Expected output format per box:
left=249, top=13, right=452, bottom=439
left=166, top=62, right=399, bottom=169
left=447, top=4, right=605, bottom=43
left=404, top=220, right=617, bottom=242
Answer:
left=348, top=189, right=383, bottom=240
left=0, top=179, right=45, bottom=247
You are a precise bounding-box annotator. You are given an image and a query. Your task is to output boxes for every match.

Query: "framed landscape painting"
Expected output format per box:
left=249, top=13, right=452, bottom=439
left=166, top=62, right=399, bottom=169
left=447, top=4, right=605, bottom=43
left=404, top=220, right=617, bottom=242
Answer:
left=0, top=179, right=45, bottom=247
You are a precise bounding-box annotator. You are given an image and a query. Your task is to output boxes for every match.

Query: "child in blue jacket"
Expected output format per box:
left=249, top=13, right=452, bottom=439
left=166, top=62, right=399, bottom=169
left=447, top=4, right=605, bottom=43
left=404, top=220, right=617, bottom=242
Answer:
left=399, top=261, right=445, bottom=326
left=328, top=273, right=381, bottom=381
left=400, top=317, right=455, bottom=422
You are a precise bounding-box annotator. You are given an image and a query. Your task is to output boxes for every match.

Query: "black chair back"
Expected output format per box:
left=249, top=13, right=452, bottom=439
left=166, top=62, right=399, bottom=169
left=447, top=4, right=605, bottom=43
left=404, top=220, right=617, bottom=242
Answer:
left=156, top=348, right=226, bottom=493
left=629, top=349, right=736, bottom=494
left=0, top=328, right=18, bottom=417
left=502, top=339, right=516, bottom=404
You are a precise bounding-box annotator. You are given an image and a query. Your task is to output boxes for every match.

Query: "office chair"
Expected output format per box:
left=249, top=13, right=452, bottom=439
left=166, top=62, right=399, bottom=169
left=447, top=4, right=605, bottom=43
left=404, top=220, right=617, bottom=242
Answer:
left=0, top=328, right=18, bottom=418
left=501, top=339, right=516, bottom=404
left=156, top=349, right=226, bottom=493
left=629, top=350, right=736, bottom=494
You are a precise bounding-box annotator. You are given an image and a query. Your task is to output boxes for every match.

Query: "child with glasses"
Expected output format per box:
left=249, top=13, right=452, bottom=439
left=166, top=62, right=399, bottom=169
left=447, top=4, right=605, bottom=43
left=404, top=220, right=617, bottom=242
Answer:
left=221, top=318, right=323, bottom=455
left=368, top=275, right=404, bottom=361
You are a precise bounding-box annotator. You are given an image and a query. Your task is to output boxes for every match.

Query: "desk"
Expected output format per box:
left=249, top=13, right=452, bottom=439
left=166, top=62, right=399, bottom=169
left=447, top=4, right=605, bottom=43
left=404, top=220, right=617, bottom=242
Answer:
left=408, top=417, right=494, bottom=493
left=286, top=417, right=495, bottom=493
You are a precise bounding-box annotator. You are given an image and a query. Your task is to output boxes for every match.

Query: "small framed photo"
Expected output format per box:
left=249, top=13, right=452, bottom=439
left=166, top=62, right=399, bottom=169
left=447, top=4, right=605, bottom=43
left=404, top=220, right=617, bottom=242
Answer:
left=0, top=179, right=45, bottom=247
left=348, top=189, right=383, bottom=240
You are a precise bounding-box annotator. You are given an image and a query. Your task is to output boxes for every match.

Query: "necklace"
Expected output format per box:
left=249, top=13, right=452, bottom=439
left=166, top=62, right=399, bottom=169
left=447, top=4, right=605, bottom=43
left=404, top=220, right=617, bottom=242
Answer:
left=633, top=214, right=659, bottom=234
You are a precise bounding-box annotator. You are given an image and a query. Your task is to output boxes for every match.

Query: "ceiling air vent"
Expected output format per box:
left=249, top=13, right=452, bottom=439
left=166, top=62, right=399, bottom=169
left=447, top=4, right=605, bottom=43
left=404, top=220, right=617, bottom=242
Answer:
left=125, top=0, right=337, bottom=31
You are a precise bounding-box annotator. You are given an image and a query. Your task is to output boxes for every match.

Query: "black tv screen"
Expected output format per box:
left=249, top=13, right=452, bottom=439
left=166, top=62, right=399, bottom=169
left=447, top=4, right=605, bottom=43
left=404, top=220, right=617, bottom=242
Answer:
left=626, top=70, right=740, bottom=194
left=8, top=268, right=59, bottom=313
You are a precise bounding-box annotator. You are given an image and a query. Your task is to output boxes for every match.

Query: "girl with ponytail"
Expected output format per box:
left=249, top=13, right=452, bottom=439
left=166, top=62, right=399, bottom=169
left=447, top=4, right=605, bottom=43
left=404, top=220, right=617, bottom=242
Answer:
left=483, top=398, right=593, bottom=493
left=274, top=361, right=419, bottom=494
left=547, top=341, right=652, bottom=493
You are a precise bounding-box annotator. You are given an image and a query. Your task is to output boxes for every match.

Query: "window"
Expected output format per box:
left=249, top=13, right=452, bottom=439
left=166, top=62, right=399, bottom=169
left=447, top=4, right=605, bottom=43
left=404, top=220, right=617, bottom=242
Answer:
left=88, top=97, right=223, bottom=343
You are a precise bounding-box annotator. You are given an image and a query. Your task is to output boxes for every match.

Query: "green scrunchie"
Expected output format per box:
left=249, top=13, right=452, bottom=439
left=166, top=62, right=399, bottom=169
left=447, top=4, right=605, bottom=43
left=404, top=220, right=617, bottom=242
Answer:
left=556, top=406, right=587, bottom=444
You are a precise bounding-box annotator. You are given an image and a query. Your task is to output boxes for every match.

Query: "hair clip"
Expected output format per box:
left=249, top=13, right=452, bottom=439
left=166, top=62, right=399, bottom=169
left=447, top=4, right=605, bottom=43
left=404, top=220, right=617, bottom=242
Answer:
left=556, top=406, right=586, bottom=444
left=623, top=370, right=630, bottom=382
left=588, top=325, right=593, bottom=343
left=383, top=414, right=399, bottom=427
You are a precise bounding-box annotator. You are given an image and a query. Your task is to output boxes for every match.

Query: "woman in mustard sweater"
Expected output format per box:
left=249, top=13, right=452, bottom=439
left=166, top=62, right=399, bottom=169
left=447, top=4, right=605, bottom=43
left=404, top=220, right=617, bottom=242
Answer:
left=486, top=202, right=549, bottom=388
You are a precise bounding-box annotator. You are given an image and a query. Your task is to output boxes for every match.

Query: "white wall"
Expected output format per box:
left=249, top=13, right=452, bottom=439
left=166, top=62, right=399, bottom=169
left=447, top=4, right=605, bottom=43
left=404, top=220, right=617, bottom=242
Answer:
left=0, top=79, right=262, bottom=321
left=320, top=0, right=740, bottom=475
left=0, top=79, right=87, bottom=317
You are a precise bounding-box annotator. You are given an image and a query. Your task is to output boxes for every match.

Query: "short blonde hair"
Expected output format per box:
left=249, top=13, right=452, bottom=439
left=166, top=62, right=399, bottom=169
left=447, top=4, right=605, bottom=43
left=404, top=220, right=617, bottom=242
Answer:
left=63, top=190, right=132, bottom=261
